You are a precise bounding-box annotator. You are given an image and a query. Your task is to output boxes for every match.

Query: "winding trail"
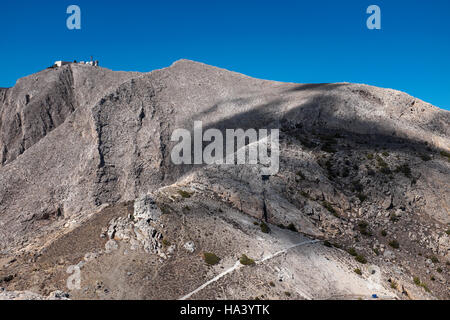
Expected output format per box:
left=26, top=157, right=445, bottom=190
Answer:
left=179, top=239, right=320, bottom=300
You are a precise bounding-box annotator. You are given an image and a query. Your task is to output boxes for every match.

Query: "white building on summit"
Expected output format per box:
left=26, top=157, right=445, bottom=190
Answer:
left=54, top=60, right=99, bottom=67
left=54, top=61, right=71, bottom=67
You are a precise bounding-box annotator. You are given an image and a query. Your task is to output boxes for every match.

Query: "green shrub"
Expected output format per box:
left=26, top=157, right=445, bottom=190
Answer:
left=390, top=213, right=400, bottom=223
left=203, top=252, right=221, bottom=265
left=269, top=281, right=275, bottom=287
left=355, top=254, right=367, bottom=264
left=395, top=164, right=412, bottom=178
left=162, top=239, right=171, bottom=246
left=389, top=240, right=400, bottom=249
left=381, top=230, right=387, bottom=237
left=354, top=268, right=362, bottom=275
left=240, top=254, right=255, bottom=266
left=178, top=190, right=192, bottom=198
left=357, top=193, right=367, bottom=203
left=347, top=248, right=358, bottom=256
left=390, top=280, right=398, bottom=289
left=440, top=150, right=450, bottom=161
left=419, top=154, right=431, bottom=161
left=430, top=256, right=439, bottom=264
left=323, top=240, right=332, bottom=247
left=296, top=170, right=305, bottom=179
left=287, top=223, right=297, bottom=232
left=260, top=222, right=271, bottom=234
left=322, top=201, right=336, bottom=216
left=367, top=153, right=374, bottom=160
left=413, top=277, right=430, bottom=292
left=284, top=292, right=291, bottom=297
left=437, top=267, right=442, bottom=273
left=382, top=151, right=389, bottom=157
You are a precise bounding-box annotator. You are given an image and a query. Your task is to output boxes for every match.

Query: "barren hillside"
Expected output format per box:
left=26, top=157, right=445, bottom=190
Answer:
left=0, top=60, right=449, bottom=300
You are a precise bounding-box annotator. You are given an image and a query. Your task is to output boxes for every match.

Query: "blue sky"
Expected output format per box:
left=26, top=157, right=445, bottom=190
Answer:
left=1, top=0, right=449, bottom=110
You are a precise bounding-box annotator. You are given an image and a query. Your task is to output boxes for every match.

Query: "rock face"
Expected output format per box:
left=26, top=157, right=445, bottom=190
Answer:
left=0, top=60, right=448, bottom=300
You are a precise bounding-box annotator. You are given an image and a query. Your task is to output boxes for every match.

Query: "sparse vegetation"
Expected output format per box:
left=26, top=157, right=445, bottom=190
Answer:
left=354, top=268, right=362, bottom=275
left=323, top=240, right=332, bottom=248
left=260, top=222, right=271, bottom=234
left=355, top=254, right=367, bottom=264
left=390, top=213, right=400, bottom=223
left=347, top=248, right=358, bottom=257
left=440, top=150, right=450, bottom=162
left=357, top=193, right=367, bottom=203
left=395, top=163, right=412, bottom=178
left=296, top=170, right=305, bottom=179
left=419, top=154, right=432, bottom=161
left=389, top=240, right=400, bottom=249
left=413, top=276, right=430, bottom=292
left=177, top=190, right=192, bottom=198
left=287, top=223, right=297, bottom=232
left=203, top=252, right=221, bottom=265
left=357, top=220, right=372, bottom=236
left=240, top=254, right=255, bottom=266
left=322, top=201, right=337, bottom=216
left=390, top=280, right=398, bottom=289
left=162, top=239, right=171, bottom=246
left=430, top=256, right=439, bottom=264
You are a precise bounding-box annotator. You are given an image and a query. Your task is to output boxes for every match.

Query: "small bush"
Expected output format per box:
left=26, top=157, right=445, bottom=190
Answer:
left=390, top=280, right=398, bottom=289
left=357, top=193, right=367, bottom=203
left=382, top=151, right=389, bottom=157
left=177, top=190, right=192, bottom=198
left=381, top=230, right=387, bottom=237
left=260, top=222, right=271, bottom=234
left=413, top=277, right=430, bottom=292
left=355, top=255, right=367, bottom=264
left=284, top=292, right=291, bottom=297
left=446, top=229, right=450, bottom=235
left=287, top=223, right=297, bottom=232
left=203, top=252, right=221, bottom=265
left=367, top=153, right=374, bottom=160
left=322, top=201, right=336, bottom=216
left=436, top=267, right=442, bottom=273
left=389, top=240, right=400, bottom=249
left=395, top=164, right=412, bottom=178
left=354, top=268, right=362, bottom=275
left=430, top=256, right=439, bottom=264
left=390, top=213, right=400, bottom=223
left=162, top=239, right=171, bottom=246
left=296, top=170, right=306, bottom=179
left=347, top=248, right=358, bottom=256
left=440, top=150, right=450, bottom=161
left=323, top=240, right=332, bottom=248
left=419, top=154, right=431, bottom=161
left=269, top=281, right=275, bottom=287
left=240, top=254, right=255, bottom=266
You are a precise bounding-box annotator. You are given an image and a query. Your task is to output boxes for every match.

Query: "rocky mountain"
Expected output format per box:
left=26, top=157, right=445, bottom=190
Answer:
left=0, top=60, right=449, bottom=300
